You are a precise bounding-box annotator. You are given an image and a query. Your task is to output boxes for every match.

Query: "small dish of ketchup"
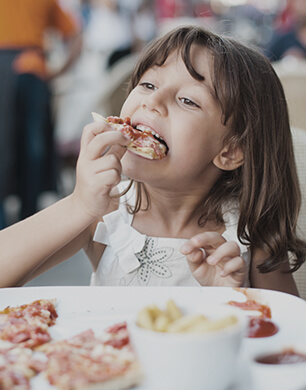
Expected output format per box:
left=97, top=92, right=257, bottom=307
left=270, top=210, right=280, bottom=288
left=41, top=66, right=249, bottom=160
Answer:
left=251, top=345, right=306, bottom=390
left=228, top=298, right=279, bottom=338
left=256, top=348, right=306, bottom=364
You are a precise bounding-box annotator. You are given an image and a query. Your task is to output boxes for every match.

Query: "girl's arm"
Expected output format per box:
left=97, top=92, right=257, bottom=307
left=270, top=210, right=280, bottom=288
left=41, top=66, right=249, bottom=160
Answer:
left=0, top=121, right=130, bottom=288
left=0, top=195, right=95, bottom=287
left=250, top=248, right=299, bottom=296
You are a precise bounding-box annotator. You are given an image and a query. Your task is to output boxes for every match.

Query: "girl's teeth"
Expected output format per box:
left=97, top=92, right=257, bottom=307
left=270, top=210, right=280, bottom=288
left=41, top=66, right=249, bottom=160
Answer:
left=135, top=124, right=151, bottom=132
left=135, top=125, right=163, bottom=140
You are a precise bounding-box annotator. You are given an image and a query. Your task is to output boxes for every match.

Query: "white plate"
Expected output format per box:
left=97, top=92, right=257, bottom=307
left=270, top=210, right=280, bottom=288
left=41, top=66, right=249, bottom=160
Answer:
left=1, top=286, right=306, bottom=390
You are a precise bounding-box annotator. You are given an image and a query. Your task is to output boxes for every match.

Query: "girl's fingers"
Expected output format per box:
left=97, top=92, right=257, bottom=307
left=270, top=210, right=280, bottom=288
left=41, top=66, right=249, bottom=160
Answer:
left=219, top=256, right=246, bottom=277
left=206, top=241, right=241, bottom=266
left=185, top=248, right=206, bottom=273
left=80, top=122, right=130, bottom=156
left=181, top=232, right=226, bottom=255
left=91, top=153, right=122, bottom=174
left=81, top=122, right=108, bottom=149
left=94, top=169, right=122, bottom=194
left=104, top=143, right=129, bottom=161
left=86, top=131, right=130, bottom=160
left=186, top=247, right=205, bottom=263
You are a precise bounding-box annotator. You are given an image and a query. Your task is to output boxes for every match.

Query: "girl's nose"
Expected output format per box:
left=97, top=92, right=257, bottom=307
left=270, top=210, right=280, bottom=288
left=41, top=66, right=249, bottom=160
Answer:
left=141, top=91, right=168, bottom=116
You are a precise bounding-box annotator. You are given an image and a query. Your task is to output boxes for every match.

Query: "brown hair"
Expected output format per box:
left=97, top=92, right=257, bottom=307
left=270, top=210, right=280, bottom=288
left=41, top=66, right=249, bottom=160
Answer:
left=125, top=26, right=306, bottom=273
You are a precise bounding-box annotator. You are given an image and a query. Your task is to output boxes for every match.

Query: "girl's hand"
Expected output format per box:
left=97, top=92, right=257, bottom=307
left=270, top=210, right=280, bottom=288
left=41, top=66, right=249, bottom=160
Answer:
left=71, top=121, right=130, bottom=220
left=180, top=232, right=247, bottom=287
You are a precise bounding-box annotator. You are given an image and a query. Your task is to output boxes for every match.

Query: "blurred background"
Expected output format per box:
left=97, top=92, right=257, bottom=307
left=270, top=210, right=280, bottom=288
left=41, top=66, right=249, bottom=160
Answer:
left=1, top=0, right=306, bottom=295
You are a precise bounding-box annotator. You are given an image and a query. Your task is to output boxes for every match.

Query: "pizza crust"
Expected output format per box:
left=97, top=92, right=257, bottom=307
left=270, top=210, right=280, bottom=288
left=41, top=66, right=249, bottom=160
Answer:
left=127, top=145, right=157, bottom=159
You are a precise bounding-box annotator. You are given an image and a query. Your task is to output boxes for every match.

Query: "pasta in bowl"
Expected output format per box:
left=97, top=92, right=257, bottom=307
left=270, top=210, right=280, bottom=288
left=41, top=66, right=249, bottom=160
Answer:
left=128, top=300, right=247, bottom=390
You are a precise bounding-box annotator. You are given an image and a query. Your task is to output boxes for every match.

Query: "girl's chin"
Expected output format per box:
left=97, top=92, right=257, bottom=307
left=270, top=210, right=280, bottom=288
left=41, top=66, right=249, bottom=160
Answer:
left=122, top=150, right=168, bottom=181
left=122, top=156, right=143, bottom=181
left=122, top=168, right=144, bottom=182
left=122, top=151, right=150, bottom=169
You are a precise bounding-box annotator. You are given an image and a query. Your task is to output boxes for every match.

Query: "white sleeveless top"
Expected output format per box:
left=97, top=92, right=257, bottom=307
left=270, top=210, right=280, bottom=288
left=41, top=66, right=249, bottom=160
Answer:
left=90, top=182, right=251, bottom=287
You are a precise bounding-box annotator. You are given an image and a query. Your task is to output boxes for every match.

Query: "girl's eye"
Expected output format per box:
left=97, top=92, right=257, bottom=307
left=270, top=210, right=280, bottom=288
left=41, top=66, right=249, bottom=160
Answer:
left=139, top=82, right=156, bottom=90
left=179, top=97, right=200, bottom=108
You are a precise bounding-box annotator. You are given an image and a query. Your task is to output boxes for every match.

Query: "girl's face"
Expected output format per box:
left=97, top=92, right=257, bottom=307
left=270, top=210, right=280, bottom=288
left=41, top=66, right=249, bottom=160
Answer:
left=120, top=45, right=230, bottom=192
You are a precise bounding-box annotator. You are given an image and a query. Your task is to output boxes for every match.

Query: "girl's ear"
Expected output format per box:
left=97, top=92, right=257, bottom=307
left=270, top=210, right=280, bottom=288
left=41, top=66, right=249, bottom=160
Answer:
left=213, top=143, right=244, bottom=171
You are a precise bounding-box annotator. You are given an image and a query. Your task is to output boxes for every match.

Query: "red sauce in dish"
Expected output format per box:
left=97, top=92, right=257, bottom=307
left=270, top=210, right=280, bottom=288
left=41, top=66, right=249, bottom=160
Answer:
left=256, top=348, right=306, bottom=364
left=248, top=317, right=278, bottom=338
left=228, top=293, right=278, bottom=338
left=228, top=299, right=272, bottom=318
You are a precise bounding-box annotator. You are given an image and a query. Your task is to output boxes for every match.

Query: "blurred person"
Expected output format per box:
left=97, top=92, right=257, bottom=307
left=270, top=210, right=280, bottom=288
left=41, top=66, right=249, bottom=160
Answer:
left=132, top=0, right=157, bottom=52
left=0, top=0, right=82, bottom=229
left=267, top=0, right=306, bottom=61
left=272, top=0, right=296, bottom=33
left=155, top=0, right=177, bottom=19
left=215, top=1, right=271, bottom=48
left=84, top=0, right=133, bottom=68
left=155, top=0, right=192, bottom=19
left=80, top=0, right=92, bottom=27
left=192, top=0, right=214, bottom=18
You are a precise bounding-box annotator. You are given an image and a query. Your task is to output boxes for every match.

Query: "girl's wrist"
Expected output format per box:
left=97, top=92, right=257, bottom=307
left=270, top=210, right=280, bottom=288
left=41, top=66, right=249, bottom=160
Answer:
left=67, top=193, right=98, bottom=227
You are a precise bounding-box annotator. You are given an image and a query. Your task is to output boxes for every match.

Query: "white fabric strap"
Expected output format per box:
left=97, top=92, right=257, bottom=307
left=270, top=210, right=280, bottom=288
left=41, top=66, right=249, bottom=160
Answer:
left=93, top=222, right=111, bottom=245
left=93, top=210, right=147, bottom=274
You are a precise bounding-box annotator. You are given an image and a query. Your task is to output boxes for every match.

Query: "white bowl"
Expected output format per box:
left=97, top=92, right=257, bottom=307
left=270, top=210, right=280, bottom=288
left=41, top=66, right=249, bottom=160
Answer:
left=250, top=342, right=306, bottom=390
left=128, top=304, right=247, bottom=390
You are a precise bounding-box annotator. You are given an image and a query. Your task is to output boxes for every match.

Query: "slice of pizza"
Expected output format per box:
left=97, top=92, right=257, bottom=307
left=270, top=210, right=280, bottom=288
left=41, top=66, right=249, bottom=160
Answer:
left=0, top=343, right=46, bottom=390
left=40, top=323, right=142, bottom=390
left=92, top=112, right=168, bottom=160
left=0, top=299, right=58, bottom=349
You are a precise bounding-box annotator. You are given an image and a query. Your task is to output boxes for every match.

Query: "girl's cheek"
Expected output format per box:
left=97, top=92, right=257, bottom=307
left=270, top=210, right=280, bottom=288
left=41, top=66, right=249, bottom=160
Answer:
left=119, top=97, right=129, bottom=117
left=120, top=90, right=137, bottom=117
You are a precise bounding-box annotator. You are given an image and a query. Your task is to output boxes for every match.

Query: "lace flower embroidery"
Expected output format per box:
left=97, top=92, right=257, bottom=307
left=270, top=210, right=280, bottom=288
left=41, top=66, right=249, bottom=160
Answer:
left=132, top=237, right=174, bottom=286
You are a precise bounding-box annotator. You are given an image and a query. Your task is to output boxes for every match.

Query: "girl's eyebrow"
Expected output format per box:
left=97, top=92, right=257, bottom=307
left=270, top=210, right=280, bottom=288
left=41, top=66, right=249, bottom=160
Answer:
left=192, top=78, right=216, bottom=101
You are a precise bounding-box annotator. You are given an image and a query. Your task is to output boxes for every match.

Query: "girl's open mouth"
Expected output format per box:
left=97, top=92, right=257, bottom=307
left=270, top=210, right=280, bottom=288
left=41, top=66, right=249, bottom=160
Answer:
left=135, top=124, right=169, bottom=153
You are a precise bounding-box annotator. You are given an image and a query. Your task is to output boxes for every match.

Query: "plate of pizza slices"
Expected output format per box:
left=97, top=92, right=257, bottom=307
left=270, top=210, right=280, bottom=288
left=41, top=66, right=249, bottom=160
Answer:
left=1, top=286, right=306, bottom=390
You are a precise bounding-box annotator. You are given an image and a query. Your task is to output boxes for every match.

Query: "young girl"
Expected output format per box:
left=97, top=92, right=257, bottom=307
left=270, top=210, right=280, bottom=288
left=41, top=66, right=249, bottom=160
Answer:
left=0, top=26, right=305, bottom=294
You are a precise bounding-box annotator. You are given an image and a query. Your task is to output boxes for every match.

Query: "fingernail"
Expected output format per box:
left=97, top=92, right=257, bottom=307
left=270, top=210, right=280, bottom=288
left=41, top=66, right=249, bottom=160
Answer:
left=208, top=256, right=216, bottom=265
left=180, top=243, right=191, bottom=254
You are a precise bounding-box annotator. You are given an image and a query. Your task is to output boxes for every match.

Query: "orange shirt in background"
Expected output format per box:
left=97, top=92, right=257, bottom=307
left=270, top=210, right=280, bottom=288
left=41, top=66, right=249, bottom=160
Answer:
left=0, top=0, right=79, bottom=78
